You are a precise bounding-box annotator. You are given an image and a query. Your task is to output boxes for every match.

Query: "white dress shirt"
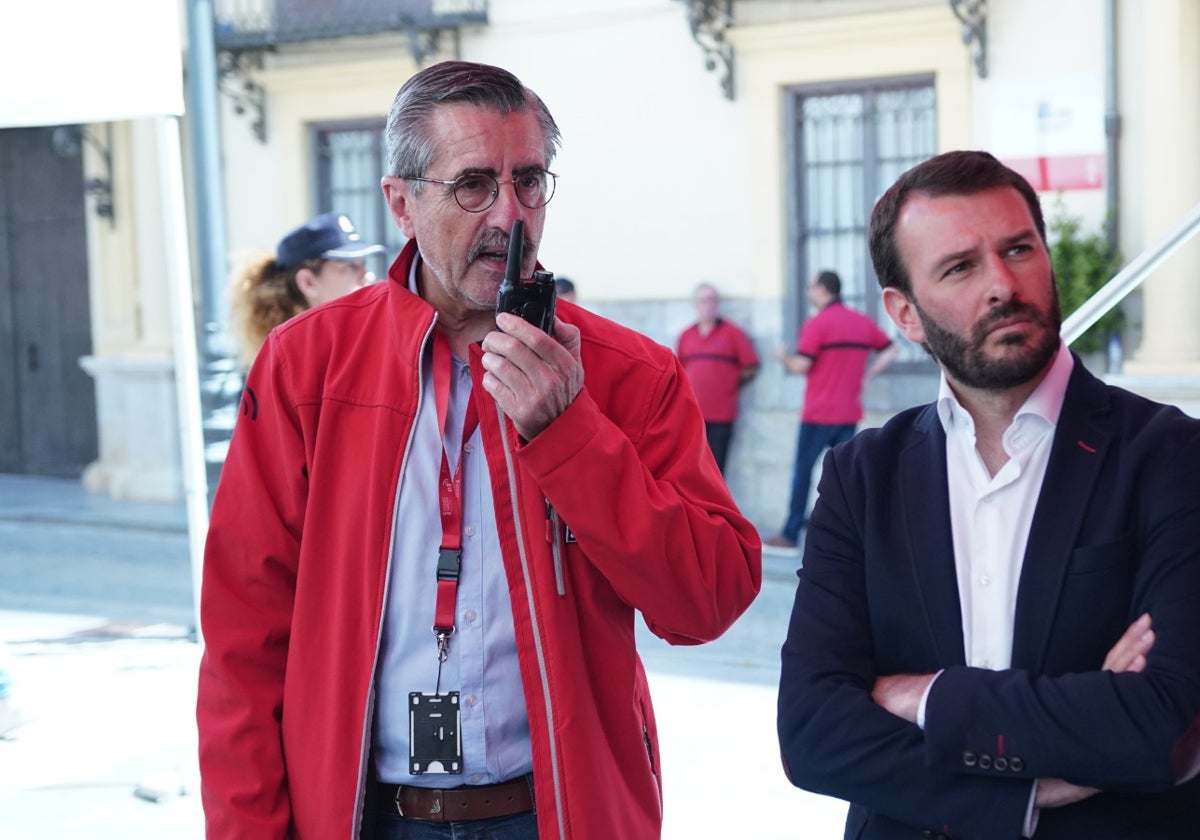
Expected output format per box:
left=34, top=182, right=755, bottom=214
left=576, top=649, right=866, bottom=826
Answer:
left=938, top=343, right=1073, bottom=670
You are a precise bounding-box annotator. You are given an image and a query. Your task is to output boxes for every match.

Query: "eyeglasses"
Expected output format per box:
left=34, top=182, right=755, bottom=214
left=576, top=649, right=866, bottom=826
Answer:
left=405, top=169, right=558, bottom=213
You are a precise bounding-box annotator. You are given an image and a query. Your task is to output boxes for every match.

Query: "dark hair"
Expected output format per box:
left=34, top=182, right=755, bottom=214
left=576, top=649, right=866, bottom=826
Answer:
left=385, top=61, right=561, bottom=188
left=868, top=150, right=1046, bottom=295
left=554, top=276, right=575, bottom=295
left=814, top=270, right=841, bottom=300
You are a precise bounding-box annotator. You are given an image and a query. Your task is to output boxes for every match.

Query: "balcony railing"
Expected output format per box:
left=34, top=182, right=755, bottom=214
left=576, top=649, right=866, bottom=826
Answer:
left=214, top=0, right=488, bottom=50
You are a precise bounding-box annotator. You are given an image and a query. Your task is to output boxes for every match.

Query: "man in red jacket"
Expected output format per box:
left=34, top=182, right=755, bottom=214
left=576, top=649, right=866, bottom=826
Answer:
left=197, top=61, right=761, bottom=840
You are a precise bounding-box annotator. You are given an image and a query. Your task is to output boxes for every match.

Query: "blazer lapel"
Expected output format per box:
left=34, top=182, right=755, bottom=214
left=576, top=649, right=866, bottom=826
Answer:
left=1012, top=360, right=1112, bottom=670
left=901, top=405, right=967, bottom=667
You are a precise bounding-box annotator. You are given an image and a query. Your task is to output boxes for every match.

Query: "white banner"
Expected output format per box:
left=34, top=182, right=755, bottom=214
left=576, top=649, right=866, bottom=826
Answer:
left=0, top=0, right=184, bottom=127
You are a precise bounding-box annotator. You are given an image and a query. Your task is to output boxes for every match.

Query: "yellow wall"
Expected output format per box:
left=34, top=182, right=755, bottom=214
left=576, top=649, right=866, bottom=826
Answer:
left=731, top=6, right=968, bottom=300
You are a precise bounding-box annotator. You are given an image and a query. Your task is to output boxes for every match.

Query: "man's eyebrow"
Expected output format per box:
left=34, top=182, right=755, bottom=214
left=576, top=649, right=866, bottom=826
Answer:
left=444, top=165, right=545, bottom=179
left=448, top=166, right=498, bottom=179
left=1001, top=229, right=1040, bottom=248
left=931, top=246, right=977, bottom=274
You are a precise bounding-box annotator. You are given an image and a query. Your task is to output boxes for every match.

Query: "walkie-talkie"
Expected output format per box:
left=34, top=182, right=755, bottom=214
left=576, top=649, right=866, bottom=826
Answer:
left=495, top=219, right=556, bottom=334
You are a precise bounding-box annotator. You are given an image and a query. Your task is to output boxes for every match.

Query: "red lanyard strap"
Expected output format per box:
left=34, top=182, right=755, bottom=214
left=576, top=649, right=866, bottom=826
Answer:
left=430, top=332, right=478, bottom=660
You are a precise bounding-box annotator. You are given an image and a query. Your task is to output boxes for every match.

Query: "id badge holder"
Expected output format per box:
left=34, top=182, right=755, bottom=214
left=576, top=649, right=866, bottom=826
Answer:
left=409, top=691, right=462, bottom=774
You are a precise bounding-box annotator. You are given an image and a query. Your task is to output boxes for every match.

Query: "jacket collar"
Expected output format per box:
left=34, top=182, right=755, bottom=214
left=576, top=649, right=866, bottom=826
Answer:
left=1011, top=357, right=1112, bottom=668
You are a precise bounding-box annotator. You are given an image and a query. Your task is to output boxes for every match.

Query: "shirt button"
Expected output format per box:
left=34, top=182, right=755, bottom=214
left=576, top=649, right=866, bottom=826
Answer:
left=470, top=773, right=483, bottom=784
left=464, top=525, right=476, bottom=537
left=464, top=442, right=474, bottom=453
left=979, top=575, right=991, bottom=586
left=464, top=609, right=477, bottom=622
left=465, top=695, right=478, bottom=707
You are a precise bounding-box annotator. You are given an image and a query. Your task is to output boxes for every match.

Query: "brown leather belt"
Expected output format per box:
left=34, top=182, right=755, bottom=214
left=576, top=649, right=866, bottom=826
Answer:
left=377, top=775, right=535, bottom=823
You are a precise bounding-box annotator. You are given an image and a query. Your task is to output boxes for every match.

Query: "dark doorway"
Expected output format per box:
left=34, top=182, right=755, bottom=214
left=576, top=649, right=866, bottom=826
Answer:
left=0, top=126, right=98, bottom=477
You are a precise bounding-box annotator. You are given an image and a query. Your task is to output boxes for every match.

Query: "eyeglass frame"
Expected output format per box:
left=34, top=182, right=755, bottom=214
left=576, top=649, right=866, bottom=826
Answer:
left=403, top=169, right=558, bottom=213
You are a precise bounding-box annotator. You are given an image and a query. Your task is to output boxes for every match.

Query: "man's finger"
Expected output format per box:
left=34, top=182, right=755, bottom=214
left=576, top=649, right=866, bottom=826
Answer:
left=1102, top=613, right=1154, bottom=673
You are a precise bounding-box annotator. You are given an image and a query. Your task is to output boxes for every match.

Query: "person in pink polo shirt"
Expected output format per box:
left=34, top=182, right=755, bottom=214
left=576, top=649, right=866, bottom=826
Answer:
left=765, top=270, right=898, bottom=548
left=677, top=282, right=760, bottom=474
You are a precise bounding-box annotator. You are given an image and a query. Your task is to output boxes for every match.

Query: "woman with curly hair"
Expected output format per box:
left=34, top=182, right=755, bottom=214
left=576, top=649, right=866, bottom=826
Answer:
left=229, top=212, right=384, bottom=367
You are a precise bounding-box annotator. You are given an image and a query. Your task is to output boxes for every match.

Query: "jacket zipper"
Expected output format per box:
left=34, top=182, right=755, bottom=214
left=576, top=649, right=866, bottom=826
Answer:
left=351, top=317, right=436, bottom=837
left=494, top=400, right=567, bottom=838
left=643, top=724, right=662, bottom=777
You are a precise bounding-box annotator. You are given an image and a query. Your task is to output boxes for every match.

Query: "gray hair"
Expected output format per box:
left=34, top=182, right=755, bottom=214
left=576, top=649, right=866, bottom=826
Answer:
left=384, top=61, right=561, bottom=192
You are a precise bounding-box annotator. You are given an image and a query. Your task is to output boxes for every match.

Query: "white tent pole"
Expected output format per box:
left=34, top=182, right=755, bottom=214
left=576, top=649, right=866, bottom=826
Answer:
left=156, top=114, right=209, bottom=645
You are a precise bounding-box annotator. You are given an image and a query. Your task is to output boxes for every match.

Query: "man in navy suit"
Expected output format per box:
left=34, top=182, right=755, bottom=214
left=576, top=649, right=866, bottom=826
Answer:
left=777, top=150, right=1200, bottom=839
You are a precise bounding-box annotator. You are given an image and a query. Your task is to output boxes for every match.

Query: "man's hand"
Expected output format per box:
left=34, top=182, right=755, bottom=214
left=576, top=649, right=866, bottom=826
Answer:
left=1101, top=612, right=1154, bottom=673
left=1034, top=777, right=1100, bottom=808
left=1036, top=613, right=1156, bottom=809
left=871, top=673, right=936, bottom=724
left=775, top=344, right=812, bottom=375
left=480, top=312, right=583, bottom=441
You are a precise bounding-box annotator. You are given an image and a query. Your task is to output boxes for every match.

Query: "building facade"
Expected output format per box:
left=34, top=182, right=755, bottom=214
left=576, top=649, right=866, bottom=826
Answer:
left=14, top=0, right=1199, bottom=532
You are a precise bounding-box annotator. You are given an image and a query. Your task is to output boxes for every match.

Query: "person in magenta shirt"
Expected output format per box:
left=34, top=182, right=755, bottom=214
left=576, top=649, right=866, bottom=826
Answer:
left=765, top=270, right=898, bottom=548
left=676, top=282, right=760, bottom=473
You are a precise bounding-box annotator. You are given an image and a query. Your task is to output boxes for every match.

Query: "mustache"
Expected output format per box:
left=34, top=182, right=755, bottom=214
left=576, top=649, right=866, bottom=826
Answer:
left=468, top=229, right=532, bottom=264
left=974, top=300, right=1045, bottom=337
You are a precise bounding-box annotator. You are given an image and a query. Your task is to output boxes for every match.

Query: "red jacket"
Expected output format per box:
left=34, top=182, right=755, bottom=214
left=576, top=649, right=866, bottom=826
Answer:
left=197, top=241, right=762, bottom=839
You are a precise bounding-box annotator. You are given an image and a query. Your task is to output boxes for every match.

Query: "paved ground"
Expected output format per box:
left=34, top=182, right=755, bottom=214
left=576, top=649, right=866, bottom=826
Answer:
left=0, top=474, right=846, bottom=838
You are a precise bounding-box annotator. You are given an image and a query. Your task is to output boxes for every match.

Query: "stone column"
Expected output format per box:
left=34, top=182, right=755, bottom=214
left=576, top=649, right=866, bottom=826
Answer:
left=1123, top=0, right=1200, bottom=377
left=80, top=118, right=185, bottom=501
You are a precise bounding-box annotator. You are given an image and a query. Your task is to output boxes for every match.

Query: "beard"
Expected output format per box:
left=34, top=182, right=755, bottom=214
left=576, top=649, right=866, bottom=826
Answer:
left=912, top=291, right=1062, bottom=391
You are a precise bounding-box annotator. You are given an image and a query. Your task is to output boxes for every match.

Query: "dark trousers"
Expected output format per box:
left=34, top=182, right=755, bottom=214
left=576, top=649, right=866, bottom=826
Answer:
left=705, top=421, right=735, bottom=474
left=782, top=421, right=856, bottom=541
left=370, top=811, right=538, bottom=839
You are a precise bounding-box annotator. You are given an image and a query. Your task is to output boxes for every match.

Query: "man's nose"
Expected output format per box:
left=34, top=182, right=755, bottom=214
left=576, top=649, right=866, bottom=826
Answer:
left=486, top=180, right=529, bottom=229
left=986, top=256, right=1020, bottom=303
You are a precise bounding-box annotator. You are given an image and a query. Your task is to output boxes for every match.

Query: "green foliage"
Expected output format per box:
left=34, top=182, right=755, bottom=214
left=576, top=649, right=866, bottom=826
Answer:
left=1049, top=205, right=1124, bottom=355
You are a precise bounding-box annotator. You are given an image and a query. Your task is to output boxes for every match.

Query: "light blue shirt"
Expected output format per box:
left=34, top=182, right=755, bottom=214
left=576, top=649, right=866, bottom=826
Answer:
left=373, top=263, right=533, bottom=786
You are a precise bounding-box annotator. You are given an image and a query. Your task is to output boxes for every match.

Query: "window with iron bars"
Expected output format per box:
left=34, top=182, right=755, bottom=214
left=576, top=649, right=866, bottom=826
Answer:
left=313, top=121, right=406, bottom=280
left=785, top=76, right=936, bottom=364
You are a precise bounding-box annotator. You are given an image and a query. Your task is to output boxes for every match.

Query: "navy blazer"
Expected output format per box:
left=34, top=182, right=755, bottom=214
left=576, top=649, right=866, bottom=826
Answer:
left=778, top=357, right=1200, bottom=839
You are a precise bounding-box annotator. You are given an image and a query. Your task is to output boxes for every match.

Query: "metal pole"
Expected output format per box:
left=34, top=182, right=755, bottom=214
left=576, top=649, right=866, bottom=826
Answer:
left=186, top=0, right=229, bottom=349
left=157, top=115, right=210, bottom=645
left=1103, top=0, right=1120, bottom=252
left=1062, top=201, right=1200, bottom=346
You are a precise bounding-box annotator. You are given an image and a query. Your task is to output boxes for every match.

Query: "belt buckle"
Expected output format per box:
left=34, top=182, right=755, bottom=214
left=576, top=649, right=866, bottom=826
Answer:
left=393, top=786, right=446, bottom=822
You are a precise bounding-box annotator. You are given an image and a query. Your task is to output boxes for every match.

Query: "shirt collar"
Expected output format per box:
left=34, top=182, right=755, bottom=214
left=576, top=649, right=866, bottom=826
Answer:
left=936, top=339, right=1074, bottom=434
left=407, top=251, right=421, bottom=295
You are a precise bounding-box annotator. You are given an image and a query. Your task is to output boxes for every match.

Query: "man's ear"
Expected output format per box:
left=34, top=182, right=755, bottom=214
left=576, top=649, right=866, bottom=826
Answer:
left=882, top=287, right=926, bottom=345
left=381, top=176, right=416, bottom=239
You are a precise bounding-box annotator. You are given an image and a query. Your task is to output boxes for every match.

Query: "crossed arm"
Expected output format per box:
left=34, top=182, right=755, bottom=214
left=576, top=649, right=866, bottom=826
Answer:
left=872, top=613, right=1157, bottom=809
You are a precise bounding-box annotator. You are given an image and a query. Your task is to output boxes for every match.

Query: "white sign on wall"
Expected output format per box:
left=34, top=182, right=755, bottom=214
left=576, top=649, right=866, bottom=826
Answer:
left=989, top=76, right=1105, bottom=191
